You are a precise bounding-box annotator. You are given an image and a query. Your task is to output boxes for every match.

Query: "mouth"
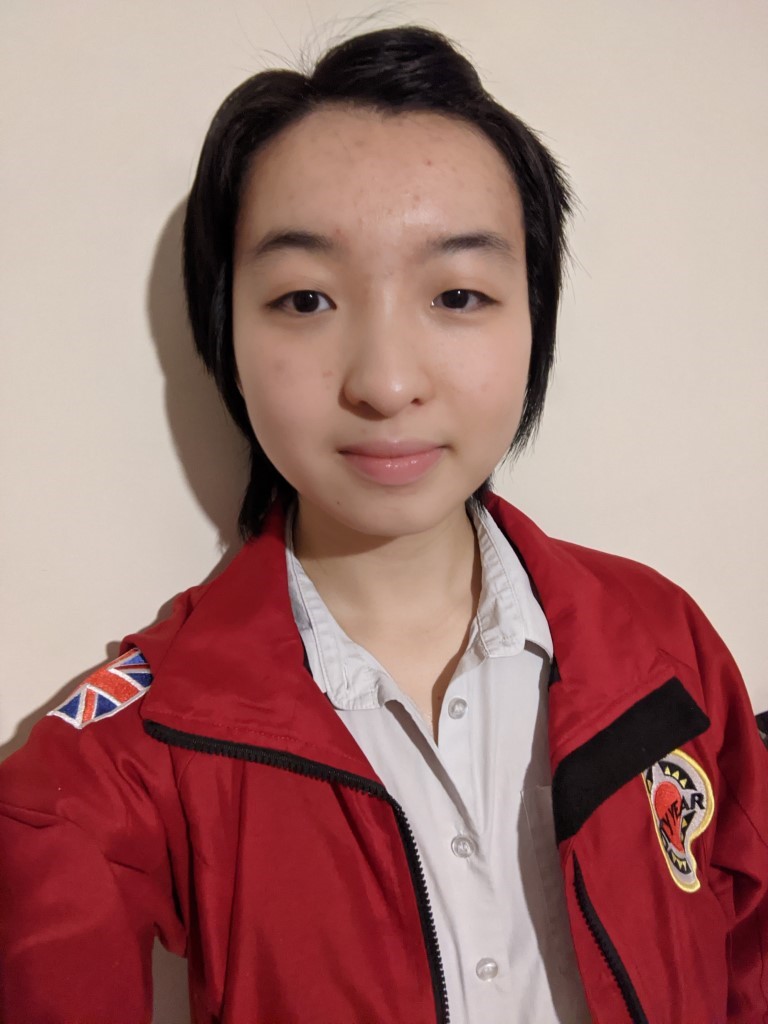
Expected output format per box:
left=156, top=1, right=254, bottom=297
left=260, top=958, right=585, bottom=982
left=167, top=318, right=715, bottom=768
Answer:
left=339, top=439, right=444, bottom=458
left=339, top=445, right=445, bottom=486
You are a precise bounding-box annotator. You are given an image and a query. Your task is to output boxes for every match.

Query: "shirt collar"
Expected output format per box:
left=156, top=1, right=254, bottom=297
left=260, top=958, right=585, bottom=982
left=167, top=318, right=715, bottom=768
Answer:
left=284, top=501, right=552, bottom=711
left=474, top=502, right=553, bottom=660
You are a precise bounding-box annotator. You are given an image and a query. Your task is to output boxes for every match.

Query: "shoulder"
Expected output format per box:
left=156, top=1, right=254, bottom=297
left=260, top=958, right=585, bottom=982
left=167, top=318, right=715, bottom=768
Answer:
left=545, top=538, right=757, bottom=735
left=488, top=492, right=692, bottom=613
left=552, top=536, right=724, bottom=661
left=487, top=493, right=730, bottom=676
left=0, top=649, right=158, bottom=808
left=0, top=534, right=279, bottom=817
left=555, top=535, right=689, bottom=604
left=46, top=647, right=154, bottom=731
left=0, top=635, right=200, bottom=826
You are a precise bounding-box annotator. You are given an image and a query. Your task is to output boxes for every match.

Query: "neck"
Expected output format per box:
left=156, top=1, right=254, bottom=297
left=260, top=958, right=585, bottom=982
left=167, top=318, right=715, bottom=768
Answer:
left=291, top=498, right=481, bottom=636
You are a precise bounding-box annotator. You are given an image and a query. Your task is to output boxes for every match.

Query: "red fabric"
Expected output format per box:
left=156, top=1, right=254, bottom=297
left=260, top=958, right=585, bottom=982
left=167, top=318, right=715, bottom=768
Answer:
left=1, top=493, right=767, bottom=1023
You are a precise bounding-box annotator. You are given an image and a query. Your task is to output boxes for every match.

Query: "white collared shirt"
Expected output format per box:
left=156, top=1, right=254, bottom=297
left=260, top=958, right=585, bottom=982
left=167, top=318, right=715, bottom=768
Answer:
left=285, top=503, right=590, bottom=1023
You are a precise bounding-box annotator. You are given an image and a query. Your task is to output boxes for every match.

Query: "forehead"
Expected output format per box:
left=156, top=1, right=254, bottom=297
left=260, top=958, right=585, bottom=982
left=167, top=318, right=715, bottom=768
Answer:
left=235, top=106, right=525, bottom=253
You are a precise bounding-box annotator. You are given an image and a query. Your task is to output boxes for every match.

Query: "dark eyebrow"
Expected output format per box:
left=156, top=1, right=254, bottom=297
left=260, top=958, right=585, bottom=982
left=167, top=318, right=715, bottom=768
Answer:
left=240, top=230, right=336, bottom=266
left=239, top=228, right=519, bottom=266
left=424, top=230, right=518, bottom=262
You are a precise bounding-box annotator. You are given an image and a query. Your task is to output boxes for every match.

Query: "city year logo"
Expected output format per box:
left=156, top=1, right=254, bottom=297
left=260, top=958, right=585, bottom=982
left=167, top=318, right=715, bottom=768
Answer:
left=643, top=748, right=714, bottom=893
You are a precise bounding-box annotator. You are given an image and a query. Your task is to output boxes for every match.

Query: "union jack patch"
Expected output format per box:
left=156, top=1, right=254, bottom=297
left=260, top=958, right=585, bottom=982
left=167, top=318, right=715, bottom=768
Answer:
left=48, top=648, right=152, bottom=729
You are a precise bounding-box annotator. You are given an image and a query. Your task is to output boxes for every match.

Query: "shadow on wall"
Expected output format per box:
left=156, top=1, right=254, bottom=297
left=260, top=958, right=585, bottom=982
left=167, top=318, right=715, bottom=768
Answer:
left=147, top=199, right=253, bottom=1021
left=147, top=199, right=248, bottom=557
left=153, top=942, right=191, bottom=1024
left=3, top=198, right=251, bottom=1022
left=0, top=199, right=247, bottom=764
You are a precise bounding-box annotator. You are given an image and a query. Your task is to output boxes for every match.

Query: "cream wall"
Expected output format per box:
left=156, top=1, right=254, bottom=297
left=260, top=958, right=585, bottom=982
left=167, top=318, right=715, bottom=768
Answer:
left=2, top=1, right=766, bottom=1019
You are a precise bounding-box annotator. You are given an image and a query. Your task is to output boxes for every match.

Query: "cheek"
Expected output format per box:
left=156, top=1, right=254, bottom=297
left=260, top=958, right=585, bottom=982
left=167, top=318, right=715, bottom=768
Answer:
left=452, top=344, right=531, bottom=465
left=237, top=350, right=335, bottom=440
left=455, top=338, right=530, bottom=417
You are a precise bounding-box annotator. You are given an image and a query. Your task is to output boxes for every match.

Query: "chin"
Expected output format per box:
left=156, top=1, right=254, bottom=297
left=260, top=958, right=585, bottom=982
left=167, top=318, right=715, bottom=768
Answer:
left=319, top=484, right=470, bottom=539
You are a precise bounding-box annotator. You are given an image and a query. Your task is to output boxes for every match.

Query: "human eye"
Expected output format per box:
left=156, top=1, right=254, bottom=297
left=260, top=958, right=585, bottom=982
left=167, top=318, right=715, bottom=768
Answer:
left=267, top=290, right=335, bottom=315
left=432, top=289, right=496, bottom=312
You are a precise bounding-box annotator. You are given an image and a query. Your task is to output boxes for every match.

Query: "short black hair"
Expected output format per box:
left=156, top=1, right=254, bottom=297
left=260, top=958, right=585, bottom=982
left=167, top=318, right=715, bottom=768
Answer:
left=182, top=24, right=577, bottom=538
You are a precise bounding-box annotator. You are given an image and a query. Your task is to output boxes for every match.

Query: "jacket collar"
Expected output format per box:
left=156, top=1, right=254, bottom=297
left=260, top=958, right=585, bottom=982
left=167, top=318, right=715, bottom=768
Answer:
left=133, top=492, right=666, bottom=779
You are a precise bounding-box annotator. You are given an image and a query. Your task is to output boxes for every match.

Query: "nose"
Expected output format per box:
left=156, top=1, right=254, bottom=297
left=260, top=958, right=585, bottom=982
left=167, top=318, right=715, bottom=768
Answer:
left=341, top=308, right=435, bottom=418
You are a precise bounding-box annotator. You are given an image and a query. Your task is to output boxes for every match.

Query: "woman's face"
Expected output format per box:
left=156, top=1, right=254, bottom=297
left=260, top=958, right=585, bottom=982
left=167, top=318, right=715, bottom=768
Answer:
left=232, top=106, right=532, bottom=540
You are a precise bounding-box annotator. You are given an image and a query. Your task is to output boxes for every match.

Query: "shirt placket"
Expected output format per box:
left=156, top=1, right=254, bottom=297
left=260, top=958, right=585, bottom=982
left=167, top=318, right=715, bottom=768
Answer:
left=436, top=668, right=515, bottom=1017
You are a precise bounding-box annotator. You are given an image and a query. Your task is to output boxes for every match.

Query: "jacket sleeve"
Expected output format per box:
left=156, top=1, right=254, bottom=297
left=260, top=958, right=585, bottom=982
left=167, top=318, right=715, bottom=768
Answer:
left=686, top=598, right=768, bottom=1019
left=0, top=667, right=187, bottom=1024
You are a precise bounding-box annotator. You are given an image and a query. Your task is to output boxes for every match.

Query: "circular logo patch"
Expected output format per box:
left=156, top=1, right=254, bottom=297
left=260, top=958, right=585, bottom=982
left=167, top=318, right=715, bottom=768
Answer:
left=643, top=748, right=714, bottom=892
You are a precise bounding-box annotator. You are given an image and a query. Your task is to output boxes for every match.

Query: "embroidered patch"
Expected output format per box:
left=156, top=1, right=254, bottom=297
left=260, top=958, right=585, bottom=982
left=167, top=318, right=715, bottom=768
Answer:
left=643, top=748, right=714, bottom=892
left=48, top=648, right=152, bottom=729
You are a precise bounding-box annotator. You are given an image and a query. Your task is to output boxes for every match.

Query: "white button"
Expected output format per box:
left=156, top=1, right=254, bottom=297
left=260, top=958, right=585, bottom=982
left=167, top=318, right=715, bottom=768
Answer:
left=475, top=958, right=499, bottom=981
left=451, top=834, right=476, bottom=858
left=448, top=697, right=467, bottom=719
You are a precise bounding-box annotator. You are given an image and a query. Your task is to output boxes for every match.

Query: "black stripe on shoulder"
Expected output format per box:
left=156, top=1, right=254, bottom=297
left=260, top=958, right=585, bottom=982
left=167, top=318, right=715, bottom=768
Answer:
left=552, top=677, right=710, bottom=844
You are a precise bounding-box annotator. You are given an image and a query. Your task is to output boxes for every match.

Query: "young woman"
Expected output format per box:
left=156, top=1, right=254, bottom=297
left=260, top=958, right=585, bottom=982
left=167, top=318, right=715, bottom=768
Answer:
left=1, top=24, right=766, bottom=1024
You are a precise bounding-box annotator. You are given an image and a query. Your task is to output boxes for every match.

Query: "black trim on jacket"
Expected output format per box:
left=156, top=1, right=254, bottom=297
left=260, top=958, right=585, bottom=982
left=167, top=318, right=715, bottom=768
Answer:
left=552, top=677, right=710, bottom=843
left=756, top=711, right=768, bottom=749
left=572, top=855, right=648, bottom=1023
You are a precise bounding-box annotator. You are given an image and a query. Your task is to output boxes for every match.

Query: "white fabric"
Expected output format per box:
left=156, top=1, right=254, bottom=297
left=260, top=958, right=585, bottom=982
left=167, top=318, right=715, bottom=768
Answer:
left=285, top=503, right=590, bottom=1024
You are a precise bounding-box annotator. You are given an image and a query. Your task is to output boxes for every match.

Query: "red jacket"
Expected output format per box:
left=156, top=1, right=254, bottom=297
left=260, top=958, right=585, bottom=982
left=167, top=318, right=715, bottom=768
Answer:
left=1, top=492, right=767, bottom=1024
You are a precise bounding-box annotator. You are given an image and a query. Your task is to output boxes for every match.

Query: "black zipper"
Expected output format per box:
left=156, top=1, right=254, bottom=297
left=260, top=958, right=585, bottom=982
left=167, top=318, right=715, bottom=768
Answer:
left=572, top=854, right=648, bottom=1024
left=144, top=719, right=450, bottom=1024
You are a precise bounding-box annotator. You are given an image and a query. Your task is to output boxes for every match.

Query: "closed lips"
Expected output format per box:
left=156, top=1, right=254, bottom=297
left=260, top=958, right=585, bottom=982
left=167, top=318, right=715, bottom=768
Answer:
left=339, top=441, right=443, bottom=457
